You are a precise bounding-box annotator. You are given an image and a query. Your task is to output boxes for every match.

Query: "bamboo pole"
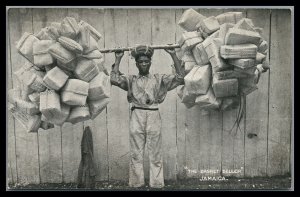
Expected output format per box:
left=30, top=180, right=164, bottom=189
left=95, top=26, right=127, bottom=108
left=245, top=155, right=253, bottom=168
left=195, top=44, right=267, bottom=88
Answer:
left=99, top=44, right=180, bottom=53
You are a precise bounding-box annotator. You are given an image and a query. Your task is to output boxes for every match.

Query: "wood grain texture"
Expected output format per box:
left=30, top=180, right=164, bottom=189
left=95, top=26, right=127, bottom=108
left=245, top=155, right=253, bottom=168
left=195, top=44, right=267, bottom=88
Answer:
left=244, top=9, right=271, bottom=177
left=195, top=8, right=224, bottom=178
left=8, top=8, right=40, bottom=184
left=77, top=8, right=109, bottom=182
left=61, top=121, right=83, bottom=183
left=184, top=105, right=205, bottom=178
left=268, top=9, right=292, bottom=176
left=151, top=9, right=177, bottom=180
left=60, top=8, right=84, bottom=183
left=105, top=9, right=130, bottom=181
left=32, top=8, right=63, bottom=183
left=174, top=8, right=186, bottom=180
left=7, top=8, right=292, bottom=184
left=7, top=10, right=18, bottom=184
left=221, top=9, right=246, bottom=178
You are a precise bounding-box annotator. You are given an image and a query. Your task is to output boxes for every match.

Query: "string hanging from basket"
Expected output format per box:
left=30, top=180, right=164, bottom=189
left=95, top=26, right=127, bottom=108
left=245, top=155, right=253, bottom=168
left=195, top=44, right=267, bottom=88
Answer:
left=228, top=94, right=246, bottom=136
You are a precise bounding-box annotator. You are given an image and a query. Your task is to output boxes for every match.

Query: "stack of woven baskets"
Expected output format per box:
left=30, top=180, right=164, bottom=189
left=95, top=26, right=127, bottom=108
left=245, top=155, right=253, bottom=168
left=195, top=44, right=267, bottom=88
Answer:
left=176, top=8, right=269, bottom=111
left=8, top=16, right=110, bottom=133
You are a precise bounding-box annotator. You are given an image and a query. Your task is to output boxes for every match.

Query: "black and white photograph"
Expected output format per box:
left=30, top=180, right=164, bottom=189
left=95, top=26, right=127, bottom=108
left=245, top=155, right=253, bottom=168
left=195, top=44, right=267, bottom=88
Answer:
left=6, top=6, right=293, bottom=191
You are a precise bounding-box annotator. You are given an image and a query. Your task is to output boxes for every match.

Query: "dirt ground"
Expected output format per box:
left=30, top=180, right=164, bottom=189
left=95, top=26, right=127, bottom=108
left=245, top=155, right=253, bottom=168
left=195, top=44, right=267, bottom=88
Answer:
left=7, top=176, right=292, bottom=191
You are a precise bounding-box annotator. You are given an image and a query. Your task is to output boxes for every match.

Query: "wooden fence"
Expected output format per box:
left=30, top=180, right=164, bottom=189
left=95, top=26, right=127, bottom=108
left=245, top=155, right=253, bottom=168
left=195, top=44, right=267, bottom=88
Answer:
left=7, top=8, right=292, bottom=185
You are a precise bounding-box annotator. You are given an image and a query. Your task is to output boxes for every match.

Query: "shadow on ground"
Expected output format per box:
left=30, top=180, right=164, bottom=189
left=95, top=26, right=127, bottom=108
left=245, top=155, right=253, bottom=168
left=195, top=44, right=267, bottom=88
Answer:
left=7, top=176, right=292, bottom=191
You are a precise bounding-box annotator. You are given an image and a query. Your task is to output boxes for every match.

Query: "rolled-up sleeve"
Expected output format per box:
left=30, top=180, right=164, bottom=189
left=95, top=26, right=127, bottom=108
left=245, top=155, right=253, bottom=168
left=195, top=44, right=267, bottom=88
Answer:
left=110, top=64, right=129, bottom=91
left=155, top=73, right=184, bottom=103
left=160, top=72, right=185, bottom=91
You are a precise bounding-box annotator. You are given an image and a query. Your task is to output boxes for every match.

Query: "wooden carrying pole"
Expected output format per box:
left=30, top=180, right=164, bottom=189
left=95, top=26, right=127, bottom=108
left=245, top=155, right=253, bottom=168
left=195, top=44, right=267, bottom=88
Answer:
left=99, top=44, right=180, bottom=53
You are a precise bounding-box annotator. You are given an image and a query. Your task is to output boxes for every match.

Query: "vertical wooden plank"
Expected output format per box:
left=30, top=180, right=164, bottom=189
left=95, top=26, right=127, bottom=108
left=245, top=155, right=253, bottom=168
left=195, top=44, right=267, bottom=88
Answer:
left=61, top=8, right=84, bottom=183
left=76, top=8, right=109, bottom=182
left=61, top=121, right=82, bottom=184
left=61, top=120, right=82, bottom=183
left=244, top=9, right=271, bottom=177
left=152, top=9, right=177, bottom=180
left=268, top=9, right=292, bottom=176
left=180, top=8, right=208, bottom=175
left=174, top=8, right=186, bottom=180
left=207, top=110, right=223, bottom=176
left=32, top=8, right=64, bottom=183
left=201, top=9, right=228, bottom=179
left=8, top=8, right=40, bottom=184
left=127, top=8, right=152, bottom=180
left=178, top=9, right=222, bottom=177
left=191, top=8, right=224, bottom=178
left=221, top=9, right=247, bottom=178
left=7, top=8, right=18, bottom=184
left=105, top=9, right=130, bottom=181
left=184, top=105, right=203, bottom=179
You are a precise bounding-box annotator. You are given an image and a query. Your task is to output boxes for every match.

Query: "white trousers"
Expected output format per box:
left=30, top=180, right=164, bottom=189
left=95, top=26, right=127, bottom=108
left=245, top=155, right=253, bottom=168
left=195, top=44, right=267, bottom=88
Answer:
left=129, top=109, right=164, bottom=188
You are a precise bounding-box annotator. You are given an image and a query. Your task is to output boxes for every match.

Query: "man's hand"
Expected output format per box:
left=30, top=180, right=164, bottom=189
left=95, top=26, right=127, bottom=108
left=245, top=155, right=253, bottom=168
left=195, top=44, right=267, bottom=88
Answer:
left=115, top=50, right=124, bottom=59
left=164, top=48, right=176, bottom=55
left=165, top=47, right=184, bottom=77
left=114, top=50, right=124, bottom=72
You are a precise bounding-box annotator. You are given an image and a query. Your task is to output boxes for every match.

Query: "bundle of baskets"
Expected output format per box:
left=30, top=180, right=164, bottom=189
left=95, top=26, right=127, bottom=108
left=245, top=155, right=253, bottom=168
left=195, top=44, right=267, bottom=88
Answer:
left=176, top=9, right=269, bottom=112
left=8, top=16, right=110, bottom=133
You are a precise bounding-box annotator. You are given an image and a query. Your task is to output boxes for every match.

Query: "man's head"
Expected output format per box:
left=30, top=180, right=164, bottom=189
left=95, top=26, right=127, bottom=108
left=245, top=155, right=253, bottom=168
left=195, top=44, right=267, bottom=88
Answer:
left=131, top=45, right=154, bottom=76
left=135, top=55, right=151, bottom=76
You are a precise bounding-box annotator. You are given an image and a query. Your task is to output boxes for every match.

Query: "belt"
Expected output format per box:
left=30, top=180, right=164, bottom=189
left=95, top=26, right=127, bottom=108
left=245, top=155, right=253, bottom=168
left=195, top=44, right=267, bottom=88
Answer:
left=131, top=106, right=159, bottom=111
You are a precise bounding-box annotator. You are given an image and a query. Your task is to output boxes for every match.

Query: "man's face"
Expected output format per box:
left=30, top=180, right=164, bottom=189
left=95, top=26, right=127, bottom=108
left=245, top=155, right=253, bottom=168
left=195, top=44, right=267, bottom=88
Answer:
left=136, top=55, right=151, bottom=75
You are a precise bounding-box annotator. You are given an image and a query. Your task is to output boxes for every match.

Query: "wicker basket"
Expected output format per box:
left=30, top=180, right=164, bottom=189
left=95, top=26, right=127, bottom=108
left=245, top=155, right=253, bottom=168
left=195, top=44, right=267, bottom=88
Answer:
left=79, top=20, right=102, bottom=42
left=197, top=16, right=220, bottom=35
left=43, top=66, right=69, bottom=91
left=216, top=12, right=243, bottom=25
left=178, top=8, right=206, bottom=31
left=39, top=90, right=61, bottom=120
left=184, top=65, right=212, bottom=95
left=67, top=105, right=90, bottom=124
left=16, top=32, right=39, bottom=63
left=35, top=26, right=60, bottom=41
left=88, top=72, right=111, bottom=101
left=33, top=40, right=55, bottom=67
left=212, top=76, right=238, bottom=98
left=48, top=42, right=76, bottom=64
left=61, top=79, right=89, bottom=106
left=88, top=98, right=109, bottom=120
left=220, top=44, right=258, bottom=59
left=178, top=31, right=203, bottom=52
left=225, top=28, right=261, bottom=46
left=8, top=103, right=41, bottom=133
left=58, top=36, right=83, bottom=54
left=60, top=17, right=80, bottom=39
left=74, top=58, right=99, bottom=82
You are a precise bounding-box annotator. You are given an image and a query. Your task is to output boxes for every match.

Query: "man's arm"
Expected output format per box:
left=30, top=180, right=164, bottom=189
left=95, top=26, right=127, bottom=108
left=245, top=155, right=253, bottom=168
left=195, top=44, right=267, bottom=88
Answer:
left=113, top=51, right=123, bottom=73
left=160, top=48, right=185, bottom=91
left=165, top=48, right=185, bottom=77
left=110, top=51, right=129, bottom=91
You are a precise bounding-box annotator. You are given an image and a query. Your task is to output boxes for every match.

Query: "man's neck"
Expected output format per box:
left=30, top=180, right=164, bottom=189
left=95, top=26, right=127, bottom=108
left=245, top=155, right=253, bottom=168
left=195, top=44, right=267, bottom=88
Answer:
left=138, top=72, right=149, bottom=76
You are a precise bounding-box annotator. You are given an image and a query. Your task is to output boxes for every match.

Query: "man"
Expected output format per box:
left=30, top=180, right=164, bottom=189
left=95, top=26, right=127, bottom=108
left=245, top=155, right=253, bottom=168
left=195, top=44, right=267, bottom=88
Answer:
left=110, top=45, right=184, bottom=188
